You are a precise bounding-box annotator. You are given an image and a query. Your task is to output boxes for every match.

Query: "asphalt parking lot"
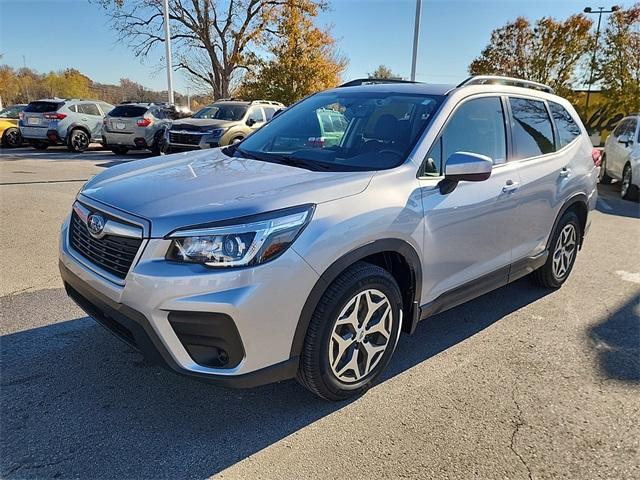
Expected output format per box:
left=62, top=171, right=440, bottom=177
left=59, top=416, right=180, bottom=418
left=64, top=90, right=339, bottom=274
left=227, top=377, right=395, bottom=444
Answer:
left=1, top=145, right=638, bottom=479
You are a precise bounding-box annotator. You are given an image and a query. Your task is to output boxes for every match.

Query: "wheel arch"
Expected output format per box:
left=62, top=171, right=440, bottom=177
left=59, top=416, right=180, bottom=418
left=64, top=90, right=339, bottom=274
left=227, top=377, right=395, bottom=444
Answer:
left=66, top=123, right=91, bottom=139
left=289, top=238, right=422, bottom=359
left=549, top=193, right=589, bottom=250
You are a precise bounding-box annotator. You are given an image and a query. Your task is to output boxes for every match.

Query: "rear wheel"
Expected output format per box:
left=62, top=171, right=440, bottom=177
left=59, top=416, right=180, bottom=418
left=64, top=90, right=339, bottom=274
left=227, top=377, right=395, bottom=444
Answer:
left=297, top=261, right=403, bottom=401
left=531, top=211, right=581, bottom=289
left=151, top=131, right=166, bottom=156
left=67, top=128, right=90, bottom=152
left=599, top=155, right=613, bottom=184
left=110, top=146, right=129, bottom=155
left=2, top=127, right=22, bottom=147
left=621, top=163, right=639, bottom=201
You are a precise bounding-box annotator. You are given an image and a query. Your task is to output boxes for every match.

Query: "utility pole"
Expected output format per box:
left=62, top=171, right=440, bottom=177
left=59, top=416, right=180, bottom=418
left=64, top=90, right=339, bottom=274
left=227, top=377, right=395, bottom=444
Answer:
left=162, top=0, right=175, bottom=104
left=22, top=55, right=30, bottom=101
left=410, top=0, right=422, bottom=82
left=583, top=6, right=619, bottom=115
left=186, top=86, right=191, bottom=111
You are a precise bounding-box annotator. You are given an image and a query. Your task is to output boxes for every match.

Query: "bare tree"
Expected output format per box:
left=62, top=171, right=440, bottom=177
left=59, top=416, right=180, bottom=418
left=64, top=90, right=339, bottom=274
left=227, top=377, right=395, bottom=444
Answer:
left=96, top=0, right=320, bottom=99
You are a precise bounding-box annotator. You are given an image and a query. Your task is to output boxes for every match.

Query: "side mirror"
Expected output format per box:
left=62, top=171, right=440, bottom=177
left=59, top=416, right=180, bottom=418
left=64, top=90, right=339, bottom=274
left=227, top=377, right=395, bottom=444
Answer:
left=246, top=118, right=256, bottom=127
left=439, top=152, right=493, bottom=194
left=618, top=134, right=631, bottom=145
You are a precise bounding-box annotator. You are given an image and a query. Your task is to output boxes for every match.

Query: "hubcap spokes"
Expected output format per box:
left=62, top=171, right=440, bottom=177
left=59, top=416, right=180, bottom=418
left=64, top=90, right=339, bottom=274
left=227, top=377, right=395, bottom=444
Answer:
left=329, top=289, right=392, bottom=384
left=552, top=224, right=577, bottom=279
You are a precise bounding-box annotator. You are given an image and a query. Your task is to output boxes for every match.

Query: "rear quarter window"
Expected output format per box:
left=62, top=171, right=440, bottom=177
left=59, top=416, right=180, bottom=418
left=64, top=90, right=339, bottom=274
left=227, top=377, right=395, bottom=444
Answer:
left=24, top=101, right=63, bottom=113
left=108, top=105, right=149, bottom=118
left=549, top=102, right=582, bottom=148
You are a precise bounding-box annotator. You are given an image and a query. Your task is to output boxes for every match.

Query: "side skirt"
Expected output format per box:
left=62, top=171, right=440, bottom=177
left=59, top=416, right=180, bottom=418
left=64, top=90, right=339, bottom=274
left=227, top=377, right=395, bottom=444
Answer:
left=418, top=251, right=548, bottom=322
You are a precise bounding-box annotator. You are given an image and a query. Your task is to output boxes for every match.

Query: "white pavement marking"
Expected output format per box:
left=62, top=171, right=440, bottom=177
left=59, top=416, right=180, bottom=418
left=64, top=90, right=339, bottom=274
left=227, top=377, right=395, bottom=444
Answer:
left=615, top=270, right=640, bottom=284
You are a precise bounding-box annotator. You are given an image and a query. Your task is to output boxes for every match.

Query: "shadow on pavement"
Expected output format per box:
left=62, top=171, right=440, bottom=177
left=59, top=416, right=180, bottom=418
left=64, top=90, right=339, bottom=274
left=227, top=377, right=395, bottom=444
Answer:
left=588, top=294, right=640, bottom=383
left=1, top=278, right=550, bottom=478
left=596, top=183, right=640, bottom=219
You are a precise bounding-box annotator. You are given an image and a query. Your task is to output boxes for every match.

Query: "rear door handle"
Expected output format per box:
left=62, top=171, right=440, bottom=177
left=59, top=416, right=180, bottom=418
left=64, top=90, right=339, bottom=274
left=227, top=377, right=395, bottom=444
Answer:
left=559, top=167, right=571, bottom=178
left=502, top=180, right=520, bottom=193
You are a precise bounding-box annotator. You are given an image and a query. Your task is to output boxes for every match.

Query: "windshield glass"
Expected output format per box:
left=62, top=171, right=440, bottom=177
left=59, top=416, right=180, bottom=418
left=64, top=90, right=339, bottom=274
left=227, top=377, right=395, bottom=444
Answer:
left=237, top=91, right=443, bottom=171
left=193, top=104, right=247, bottom=121
left=0, top=105, right=25, bottom=118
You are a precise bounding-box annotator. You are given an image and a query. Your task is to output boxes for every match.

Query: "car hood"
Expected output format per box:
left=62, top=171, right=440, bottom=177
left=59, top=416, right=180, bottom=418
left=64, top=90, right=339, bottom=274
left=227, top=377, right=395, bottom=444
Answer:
left=80, top=148, right=373, bottom=237
left=170, top=118, right=235, bottom=129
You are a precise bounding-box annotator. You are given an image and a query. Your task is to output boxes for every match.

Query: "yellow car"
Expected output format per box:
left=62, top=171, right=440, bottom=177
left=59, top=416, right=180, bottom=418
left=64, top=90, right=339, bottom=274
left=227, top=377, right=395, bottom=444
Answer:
left=0, top=104, right=27, bottom=147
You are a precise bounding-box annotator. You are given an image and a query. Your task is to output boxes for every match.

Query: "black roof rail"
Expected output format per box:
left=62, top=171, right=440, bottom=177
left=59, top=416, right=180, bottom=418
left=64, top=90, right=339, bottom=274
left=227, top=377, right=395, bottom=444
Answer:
left=457, top=75, right=554, bottom=94
left=338, top=78, right=420, bottom=88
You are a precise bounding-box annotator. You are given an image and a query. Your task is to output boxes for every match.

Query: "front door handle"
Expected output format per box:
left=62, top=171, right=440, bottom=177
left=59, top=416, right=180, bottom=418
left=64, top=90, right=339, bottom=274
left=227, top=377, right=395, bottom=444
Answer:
left=559, top=167, right=571, bottom=178
left=502, top=179, right=520, bottom=193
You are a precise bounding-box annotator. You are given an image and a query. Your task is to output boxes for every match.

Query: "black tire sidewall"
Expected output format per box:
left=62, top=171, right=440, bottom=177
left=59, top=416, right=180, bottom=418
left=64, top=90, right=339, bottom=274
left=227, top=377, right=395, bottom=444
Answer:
left=544, top=212, right=581, bottom=287
left=309, top=265, right=403, bottom=399
left=68, top=129, right=89, bottom=152
left=2, top=128, right=21, bottom=147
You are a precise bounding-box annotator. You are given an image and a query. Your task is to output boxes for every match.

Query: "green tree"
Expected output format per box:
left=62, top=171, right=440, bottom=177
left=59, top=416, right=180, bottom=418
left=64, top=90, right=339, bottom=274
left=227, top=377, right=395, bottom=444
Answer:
left=469, top=15, right=593, bottom=97
left=367, top=65, right=401, bottom=80
left=596, top=3, right=640, bottom=114
left=236, top=0, right=346, bottom=105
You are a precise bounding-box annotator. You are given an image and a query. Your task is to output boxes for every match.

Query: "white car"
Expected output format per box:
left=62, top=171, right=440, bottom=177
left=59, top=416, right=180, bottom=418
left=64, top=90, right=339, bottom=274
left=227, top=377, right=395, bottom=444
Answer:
left=601, top=115, right=640, bottom=201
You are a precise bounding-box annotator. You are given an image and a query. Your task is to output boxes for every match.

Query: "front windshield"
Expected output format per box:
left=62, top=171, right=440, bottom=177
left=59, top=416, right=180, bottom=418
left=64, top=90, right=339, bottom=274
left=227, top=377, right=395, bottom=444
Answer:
left=0, top=105, right=25, bottom=119
left=237, top=91, right=443, bottom=171
left=192, top=104, right=247, bottom=121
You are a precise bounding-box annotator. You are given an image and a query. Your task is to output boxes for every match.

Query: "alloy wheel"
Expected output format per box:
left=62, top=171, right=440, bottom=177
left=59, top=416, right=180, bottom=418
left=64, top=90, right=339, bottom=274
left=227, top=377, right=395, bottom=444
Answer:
left=328, top=289, right=392, bottom=384
left=552, top=224, right=577, bottom=280
left=71, top=131, right=89, bottom=151
left=5, top=129, right=21, bottom=147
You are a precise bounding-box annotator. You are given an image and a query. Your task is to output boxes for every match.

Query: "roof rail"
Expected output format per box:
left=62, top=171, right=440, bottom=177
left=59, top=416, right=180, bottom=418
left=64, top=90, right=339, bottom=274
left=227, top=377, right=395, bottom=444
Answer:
left=214, top=97, right=244, bottom=102
left=250, top=100, right=285, bottom=106
left=457, top=76, right=554, bottom=94
left=338, top=78, right=420, bottom=88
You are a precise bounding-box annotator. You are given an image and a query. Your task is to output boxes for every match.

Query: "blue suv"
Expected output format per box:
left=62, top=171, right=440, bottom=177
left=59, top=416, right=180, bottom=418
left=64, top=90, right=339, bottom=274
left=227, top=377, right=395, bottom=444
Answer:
left=20, top=99, right=114, bottom=152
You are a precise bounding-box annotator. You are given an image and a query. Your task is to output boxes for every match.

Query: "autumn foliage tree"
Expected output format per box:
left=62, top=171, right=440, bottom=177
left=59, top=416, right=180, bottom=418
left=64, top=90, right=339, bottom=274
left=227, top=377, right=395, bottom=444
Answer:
left=236, top=0, right=346, bottom=105
left=469, top=15, right=593, bottom=97
left=596, top=3, right=640, bottom=114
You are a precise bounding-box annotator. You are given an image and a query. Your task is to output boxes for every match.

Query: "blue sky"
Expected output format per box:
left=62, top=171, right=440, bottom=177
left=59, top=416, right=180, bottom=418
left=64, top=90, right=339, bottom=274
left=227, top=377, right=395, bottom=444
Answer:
left=0, top=0, right=634, bottom=94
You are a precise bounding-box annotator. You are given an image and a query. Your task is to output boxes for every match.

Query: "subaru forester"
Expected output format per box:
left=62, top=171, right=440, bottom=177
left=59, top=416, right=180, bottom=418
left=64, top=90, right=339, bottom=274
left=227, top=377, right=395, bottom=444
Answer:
left=59, top=76, right=599, bottom=400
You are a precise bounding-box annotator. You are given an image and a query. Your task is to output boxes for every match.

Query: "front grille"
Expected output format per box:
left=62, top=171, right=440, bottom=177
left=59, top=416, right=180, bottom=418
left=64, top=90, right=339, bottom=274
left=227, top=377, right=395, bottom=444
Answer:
left=169, top=132, right=201, bottom=145
left=69, top=211, right=142, bottom=279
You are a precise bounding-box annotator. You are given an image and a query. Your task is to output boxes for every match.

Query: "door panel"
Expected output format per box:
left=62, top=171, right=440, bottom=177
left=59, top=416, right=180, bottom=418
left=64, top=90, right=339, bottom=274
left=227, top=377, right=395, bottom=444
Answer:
left=419, top=162, right=520, bottom=302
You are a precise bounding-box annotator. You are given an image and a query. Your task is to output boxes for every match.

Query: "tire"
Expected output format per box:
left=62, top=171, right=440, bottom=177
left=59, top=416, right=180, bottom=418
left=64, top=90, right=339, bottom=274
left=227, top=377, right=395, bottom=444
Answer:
left=67, top=128, right=90, bottom=153
left=531, top=211, right=581, bottom=289
left=1, top=127, right=22, bottom=147
left=231, top=136, right=244, bottom=145
left=110, top=146, right=129, bottom=155
left=30, top=140, right=48, bottom=150
left=621, top=163, right=639, bottom=201
left=297, top=261, right=403, bottom=401
left=151, top=131, right=166, bottom=156
left=599, top=155, right=613, bottom=184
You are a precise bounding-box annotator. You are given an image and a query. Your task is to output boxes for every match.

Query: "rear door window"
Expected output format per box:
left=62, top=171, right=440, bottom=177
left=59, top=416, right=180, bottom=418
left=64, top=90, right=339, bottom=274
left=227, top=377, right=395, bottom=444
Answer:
left=263, top=106, right=277, bottom=120
left=423, top=96, right=507, bottom=176
left=549, top=102, right=581, bottom=148
left=24, top=101, right=63, bottom=113
left=509, top=98, right=555, bottom=159
left=108, top=105, right=149, bottom=118
left=78, top=103, right=101, bottom=116
left=247, top=107, right=265, bottom=123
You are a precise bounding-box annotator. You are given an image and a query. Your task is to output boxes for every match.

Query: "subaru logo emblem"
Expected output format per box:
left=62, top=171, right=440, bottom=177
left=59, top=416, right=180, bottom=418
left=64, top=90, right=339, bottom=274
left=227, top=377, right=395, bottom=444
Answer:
left=87, top=214, right=106, bottom=238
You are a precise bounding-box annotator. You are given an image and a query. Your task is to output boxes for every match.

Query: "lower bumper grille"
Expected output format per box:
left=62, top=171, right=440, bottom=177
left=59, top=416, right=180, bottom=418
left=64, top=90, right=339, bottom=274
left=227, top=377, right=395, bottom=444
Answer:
left=69, top=211, right=142, bottom=279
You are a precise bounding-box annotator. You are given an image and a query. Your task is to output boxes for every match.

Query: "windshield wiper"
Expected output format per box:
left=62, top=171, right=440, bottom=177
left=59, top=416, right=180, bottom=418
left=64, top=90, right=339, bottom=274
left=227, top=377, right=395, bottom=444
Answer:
left=233, top=147, right=329, bottom=171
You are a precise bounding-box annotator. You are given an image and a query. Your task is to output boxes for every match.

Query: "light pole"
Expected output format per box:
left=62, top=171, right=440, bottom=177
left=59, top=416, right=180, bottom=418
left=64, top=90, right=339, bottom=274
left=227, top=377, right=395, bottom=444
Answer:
left=583, top=5, right=619, bottom=115
left=162, top=0, right=175, bottom=104
left=410, top=0, right=422, bottom=82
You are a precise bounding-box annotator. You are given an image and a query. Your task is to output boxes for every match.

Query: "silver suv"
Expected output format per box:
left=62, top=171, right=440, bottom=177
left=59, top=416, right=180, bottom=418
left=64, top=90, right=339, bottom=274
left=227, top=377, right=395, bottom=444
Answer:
left=20, top=98, right=114, bottom=152
left=59, top=76, right=599, bottom=400
left=102, top=103, right=178, bottom=155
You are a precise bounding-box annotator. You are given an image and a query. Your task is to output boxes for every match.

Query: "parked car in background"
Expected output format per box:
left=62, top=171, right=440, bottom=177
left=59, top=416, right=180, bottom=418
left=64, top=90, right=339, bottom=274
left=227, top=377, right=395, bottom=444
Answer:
left=165, top=99, right=284, bottom=152
left=19, top=99, right=114, bottom=152
left=59, top=76, right=599, bottom=400
left=0, top=104, right=27, bottom=147
left=102, top=103, right=179, bottom=155
left=601, top=114, right=639, bottom=201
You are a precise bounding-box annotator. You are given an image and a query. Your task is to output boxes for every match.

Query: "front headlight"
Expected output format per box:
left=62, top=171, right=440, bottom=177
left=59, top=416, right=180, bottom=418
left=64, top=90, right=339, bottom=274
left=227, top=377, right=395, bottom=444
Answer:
left=206, top=128, right=226, bottom=137
left=166, top=205, right=315, bottom=268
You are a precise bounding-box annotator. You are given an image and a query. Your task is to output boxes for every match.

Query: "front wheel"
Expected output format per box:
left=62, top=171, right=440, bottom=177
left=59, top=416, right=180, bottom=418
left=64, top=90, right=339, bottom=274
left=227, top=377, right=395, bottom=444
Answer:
left=531, top=211, right=581, bottom=289
left=67, top=128, right=90, bottom=152
left=297, top=262, right=403, bottom=401
left=2, top=127, right=22, bottom=147
left=621, top=163, right=639, bottom=201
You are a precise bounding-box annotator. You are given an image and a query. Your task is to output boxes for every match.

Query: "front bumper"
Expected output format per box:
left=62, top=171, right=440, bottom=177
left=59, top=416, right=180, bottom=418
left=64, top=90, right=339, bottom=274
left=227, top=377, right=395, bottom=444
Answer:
left=58, top=203, right=319, bottom=386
